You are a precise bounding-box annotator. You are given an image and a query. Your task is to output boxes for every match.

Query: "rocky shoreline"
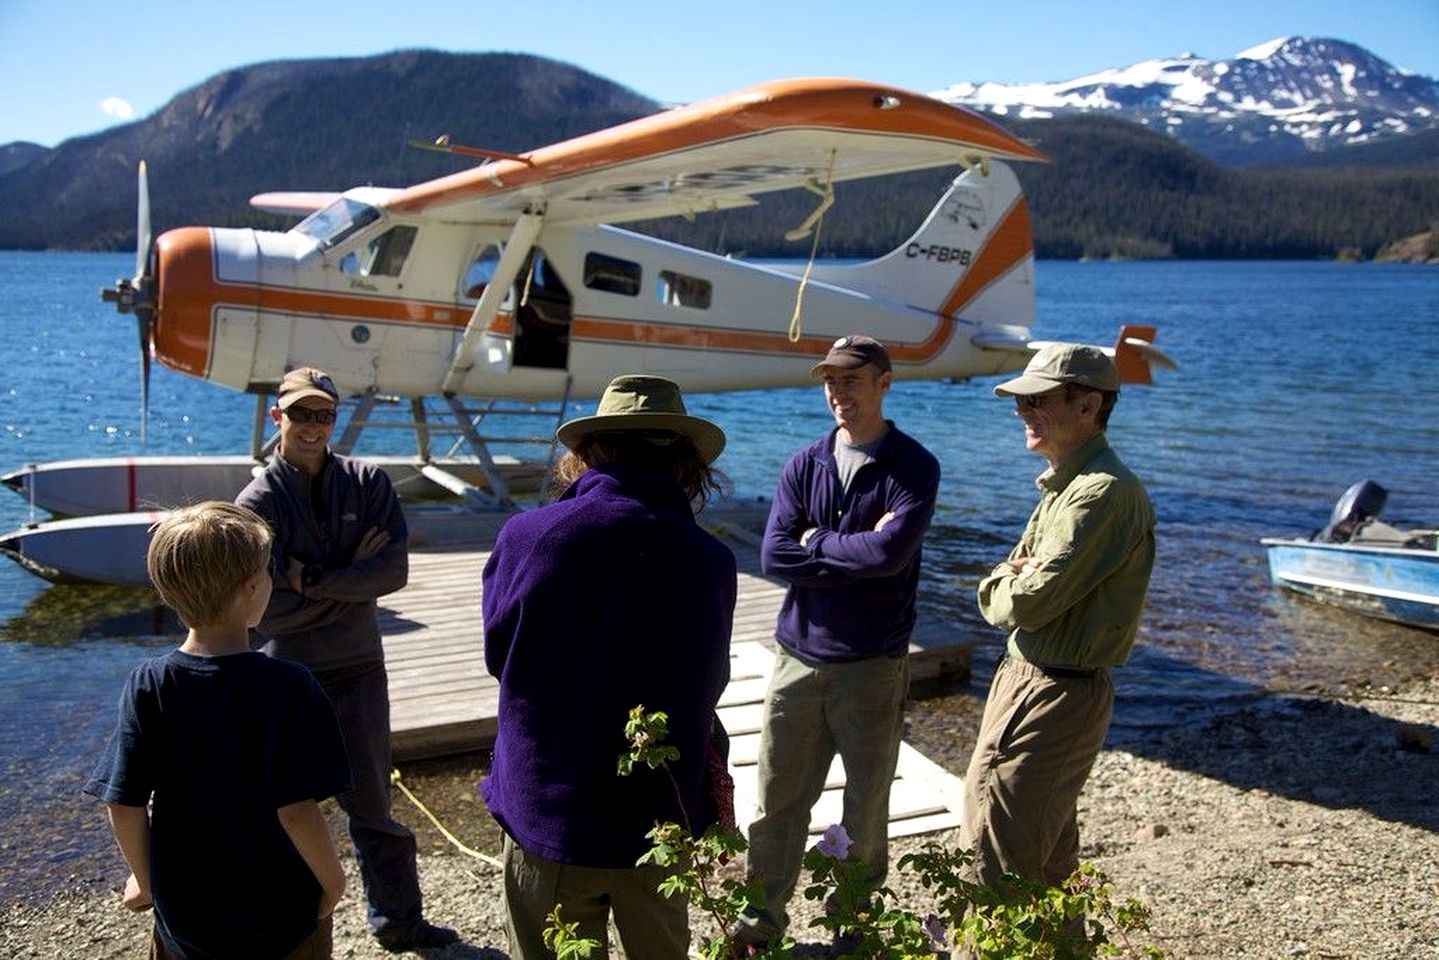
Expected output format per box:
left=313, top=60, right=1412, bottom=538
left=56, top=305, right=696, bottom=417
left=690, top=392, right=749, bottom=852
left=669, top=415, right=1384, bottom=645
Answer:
left=4, top=676, right=1436, bottom=959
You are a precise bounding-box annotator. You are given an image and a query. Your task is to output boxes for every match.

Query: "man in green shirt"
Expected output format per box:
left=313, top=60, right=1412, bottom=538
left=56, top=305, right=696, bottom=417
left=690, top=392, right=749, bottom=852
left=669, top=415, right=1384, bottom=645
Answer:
left=960, top=343, right=1156, bottom=891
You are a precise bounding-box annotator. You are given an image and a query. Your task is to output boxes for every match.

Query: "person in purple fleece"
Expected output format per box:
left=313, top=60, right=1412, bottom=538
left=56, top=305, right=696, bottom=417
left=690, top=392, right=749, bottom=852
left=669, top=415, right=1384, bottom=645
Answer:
left=480, top=374, right=737, bottom=960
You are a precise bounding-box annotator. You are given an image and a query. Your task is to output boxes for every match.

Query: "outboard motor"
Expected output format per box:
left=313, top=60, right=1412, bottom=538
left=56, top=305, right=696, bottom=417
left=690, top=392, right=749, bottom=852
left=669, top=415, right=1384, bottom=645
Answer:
left=1319, top=479, right=1387, bottom=543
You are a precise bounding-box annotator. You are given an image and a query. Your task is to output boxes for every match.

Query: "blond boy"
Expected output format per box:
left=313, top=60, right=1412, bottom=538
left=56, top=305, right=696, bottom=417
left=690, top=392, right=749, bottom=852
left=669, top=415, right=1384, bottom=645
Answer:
left=86, top=502, right=352, bottom=959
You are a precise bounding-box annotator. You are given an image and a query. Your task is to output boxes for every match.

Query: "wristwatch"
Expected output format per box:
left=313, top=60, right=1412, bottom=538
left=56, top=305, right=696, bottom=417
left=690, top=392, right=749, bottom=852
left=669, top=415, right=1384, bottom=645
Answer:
left=301, top=563, right=324, bottom=589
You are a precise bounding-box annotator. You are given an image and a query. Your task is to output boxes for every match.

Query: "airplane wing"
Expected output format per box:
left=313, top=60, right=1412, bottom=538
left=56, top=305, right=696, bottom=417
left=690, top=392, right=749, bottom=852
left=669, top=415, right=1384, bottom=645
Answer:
left=250, top=191, right=344, bottom=216
left=386, top=78, right=1049, bottom=227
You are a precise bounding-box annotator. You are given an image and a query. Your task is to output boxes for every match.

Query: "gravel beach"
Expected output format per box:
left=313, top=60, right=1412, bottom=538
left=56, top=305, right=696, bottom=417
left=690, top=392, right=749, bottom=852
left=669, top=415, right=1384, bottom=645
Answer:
left=4, top=674, right=1436, bottom=959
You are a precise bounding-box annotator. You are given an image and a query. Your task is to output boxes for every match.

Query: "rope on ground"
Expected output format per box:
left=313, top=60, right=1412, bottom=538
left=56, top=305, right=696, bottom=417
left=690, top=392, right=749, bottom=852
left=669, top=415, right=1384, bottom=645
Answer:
left=390, top=768, right=503, bottom=869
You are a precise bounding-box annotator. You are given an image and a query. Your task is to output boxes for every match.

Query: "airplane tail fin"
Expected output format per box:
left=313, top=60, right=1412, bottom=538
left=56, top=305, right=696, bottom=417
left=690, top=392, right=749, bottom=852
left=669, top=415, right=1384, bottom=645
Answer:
left=1112, top=325, right=1178, bottom=385
left=812, top=160, right=1035, bottom=329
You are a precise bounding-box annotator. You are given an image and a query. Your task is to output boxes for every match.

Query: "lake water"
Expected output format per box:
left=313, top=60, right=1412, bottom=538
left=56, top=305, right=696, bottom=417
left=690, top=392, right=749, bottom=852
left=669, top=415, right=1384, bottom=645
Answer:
left=1, top=252, right=1437, bottom=904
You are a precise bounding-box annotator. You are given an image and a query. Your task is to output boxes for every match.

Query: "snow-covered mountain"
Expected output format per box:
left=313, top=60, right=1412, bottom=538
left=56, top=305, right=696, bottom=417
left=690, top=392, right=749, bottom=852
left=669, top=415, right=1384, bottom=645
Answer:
left=931, top=36, right=1439, bottom=165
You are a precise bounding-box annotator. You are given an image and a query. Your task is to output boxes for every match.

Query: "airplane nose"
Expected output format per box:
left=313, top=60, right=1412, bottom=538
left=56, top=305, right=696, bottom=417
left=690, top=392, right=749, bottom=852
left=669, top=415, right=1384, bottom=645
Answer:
left=151, top=226, right=219, bottom=379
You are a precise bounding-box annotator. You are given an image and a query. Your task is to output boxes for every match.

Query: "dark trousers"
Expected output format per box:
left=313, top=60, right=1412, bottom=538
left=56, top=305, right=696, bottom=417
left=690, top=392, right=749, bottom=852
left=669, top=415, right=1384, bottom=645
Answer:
left=317, top=662, right=422, bottom=935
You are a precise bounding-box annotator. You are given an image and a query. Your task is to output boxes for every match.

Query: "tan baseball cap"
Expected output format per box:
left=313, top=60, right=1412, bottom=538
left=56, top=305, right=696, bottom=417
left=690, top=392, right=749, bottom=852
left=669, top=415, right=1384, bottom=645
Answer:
left=276, top=367, right=340, bottom=409
left=993, top=343, right=1119, bottom=396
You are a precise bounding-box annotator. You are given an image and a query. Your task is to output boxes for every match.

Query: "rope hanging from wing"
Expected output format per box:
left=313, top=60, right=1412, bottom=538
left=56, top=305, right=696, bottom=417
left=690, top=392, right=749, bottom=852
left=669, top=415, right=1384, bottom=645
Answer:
left=786, top=149, right=837, bottom=343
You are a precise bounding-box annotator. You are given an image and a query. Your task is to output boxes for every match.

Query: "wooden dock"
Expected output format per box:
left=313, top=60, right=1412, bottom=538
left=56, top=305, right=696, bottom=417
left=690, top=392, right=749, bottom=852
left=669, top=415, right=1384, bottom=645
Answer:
left=379, top=520, right=969, bottom=839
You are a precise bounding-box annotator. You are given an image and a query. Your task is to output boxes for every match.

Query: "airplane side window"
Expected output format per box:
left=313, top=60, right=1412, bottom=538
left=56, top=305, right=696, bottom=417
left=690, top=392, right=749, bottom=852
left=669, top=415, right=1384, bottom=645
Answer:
left=657, top=270, right=712, bottom=309
left=463, top=244, right=504, bottom=300
left=583, top=252, right=641, bottom=296
left=366, top=226, right=418, bottom=277
left=340, top=226, right=419, bottom=278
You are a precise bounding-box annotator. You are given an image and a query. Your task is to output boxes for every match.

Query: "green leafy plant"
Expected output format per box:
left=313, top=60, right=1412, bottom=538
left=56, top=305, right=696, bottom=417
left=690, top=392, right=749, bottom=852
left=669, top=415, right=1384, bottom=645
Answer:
left=545, top=706, right=1164, bottom=959
left=541, top=905, right=602, bottom=960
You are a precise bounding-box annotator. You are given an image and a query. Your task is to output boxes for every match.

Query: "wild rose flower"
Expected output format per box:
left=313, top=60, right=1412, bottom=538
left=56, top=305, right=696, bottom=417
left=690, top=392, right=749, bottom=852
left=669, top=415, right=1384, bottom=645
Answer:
left=816, top=823, right=853, bottom=859
left=923, top=913, right=947, bottom=948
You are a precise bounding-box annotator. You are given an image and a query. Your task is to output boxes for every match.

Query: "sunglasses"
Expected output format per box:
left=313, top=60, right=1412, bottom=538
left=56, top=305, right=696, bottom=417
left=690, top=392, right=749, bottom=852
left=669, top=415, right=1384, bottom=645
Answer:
left=284, top=407, right=337, bottom=425
left=1013, top=390, right=1067, bottom=411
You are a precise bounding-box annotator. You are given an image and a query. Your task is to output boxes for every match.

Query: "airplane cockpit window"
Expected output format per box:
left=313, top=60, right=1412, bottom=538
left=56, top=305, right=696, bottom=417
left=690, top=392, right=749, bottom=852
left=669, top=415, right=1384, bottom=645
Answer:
left=296, top=197, right=382, bottom=250
left=583, top=252, right=641, bottom=296
left=340, top=225, right=418, bottom=278
left=463, top=244, right=504, bottom=300
left=658, top=270, right=712, bottom=309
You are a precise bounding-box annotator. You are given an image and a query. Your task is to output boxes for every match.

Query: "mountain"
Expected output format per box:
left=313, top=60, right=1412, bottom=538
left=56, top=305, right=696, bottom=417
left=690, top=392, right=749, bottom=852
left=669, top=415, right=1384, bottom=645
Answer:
left=932, top=36, right=1439, bottom=166
left=0, top=48, right=1435, bottom=259
left=0, top=51, right=657, bottom=251
left=0, top=142, right=47, bottom=176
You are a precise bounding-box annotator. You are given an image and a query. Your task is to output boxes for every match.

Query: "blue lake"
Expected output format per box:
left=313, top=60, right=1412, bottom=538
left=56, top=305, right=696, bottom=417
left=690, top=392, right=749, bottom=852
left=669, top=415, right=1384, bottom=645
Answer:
left=1, top=251, right=1437, bottom=902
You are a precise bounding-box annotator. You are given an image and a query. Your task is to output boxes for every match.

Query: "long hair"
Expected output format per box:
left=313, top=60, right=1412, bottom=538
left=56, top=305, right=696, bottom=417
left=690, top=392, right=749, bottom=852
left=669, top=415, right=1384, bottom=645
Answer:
left=549, top=431, right=730, bottom=510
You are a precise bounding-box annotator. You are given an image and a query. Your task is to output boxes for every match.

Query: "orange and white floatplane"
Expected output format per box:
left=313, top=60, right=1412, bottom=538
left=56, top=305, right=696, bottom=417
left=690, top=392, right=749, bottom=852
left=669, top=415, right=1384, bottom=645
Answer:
left=0, top=77, right=1173, bottom=586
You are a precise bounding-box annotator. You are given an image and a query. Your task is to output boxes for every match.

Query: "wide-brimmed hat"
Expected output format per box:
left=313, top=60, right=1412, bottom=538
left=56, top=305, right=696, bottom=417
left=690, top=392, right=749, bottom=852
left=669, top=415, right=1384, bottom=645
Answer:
left=277, top=367, right=340, bottom=409
left=556, top=375, right=726, bottom=464
left=810, top=334, right=892, bottom=376
left=993, top=343, right=1119, bottom=396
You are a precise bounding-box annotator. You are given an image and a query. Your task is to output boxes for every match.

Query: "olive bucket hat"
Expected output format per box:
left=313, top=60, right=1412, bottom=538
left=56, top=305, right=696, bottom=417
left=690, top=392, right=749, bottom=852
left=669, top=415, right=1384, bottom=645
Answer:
left=556, top=375, right=726, bottom=464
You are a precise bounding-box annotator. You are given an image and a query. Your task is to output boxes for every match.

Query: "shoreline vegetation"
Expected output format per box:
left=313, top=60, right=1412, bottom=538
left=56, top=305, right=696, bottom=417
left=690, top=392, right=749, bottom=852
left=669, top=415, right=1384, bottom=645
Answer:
left=4, top=673, right=1436, bottom=958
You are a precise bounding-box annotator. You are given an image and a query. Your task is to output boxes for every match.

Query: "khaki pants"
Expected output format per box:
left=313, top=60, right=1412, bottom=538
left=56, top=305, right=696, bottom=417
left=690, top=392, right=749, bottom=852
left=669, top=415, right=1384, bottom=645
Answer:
left=742, top=648, right=909, bottom=937
left=500, top=834, right=690, bottom=960
left=960, top=657, right=1114, bottom=888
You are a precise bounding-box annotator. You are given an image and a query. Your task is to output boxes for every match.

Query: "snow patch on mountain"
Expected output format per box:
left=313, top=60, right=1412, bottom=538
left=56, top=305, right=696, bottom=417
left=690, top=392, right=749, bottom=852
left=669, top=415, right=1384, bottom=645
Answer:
left=931, top=36, right=1439, bottom=165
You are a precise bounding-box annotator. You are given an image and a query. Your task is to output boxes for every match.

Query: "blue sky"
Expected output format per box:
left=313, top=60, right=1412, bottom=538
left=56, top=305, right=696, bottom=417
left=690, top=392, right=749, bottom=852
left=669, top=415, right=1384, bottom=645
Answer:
left=2, top=0, right=1436, bottom=147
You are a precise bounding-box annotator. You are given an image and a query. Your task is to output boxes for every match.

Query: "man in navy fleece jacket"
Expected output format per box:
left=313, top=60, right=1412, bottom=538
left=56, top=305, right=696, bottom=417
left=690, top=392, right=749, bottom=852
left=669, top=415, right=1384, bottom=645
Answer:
left=737, top=335, right=940, bottom=947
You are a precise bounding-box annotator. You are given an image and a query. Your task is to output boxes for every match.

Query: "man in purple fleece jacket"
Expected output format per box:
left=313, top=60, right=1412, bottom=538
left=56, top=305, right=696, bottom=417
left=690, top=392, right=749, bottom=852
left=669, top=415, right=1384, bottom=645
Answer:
left=736, top=335, right=940, bottom=948
left=481, top=375, right=737, bottom=959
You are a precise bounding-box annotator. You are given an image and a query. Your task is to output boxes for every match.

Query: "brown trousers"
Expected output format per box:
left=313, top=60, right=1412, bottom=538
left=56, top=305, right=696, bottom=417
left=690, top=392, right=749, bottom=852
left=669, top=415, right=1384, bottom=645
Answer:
left=959, top=657, right=1114, bottom=888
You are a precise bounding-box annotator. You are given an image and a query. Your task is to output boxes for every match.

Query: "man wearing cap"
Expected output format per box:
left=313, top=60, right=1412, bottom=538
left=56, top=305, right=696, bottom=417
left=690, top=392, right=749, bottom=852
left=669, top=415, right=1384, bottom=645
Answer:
left=481, top=374, right=737, bottom=959
left=236, top=367, right=458, bottom=953
left=737, top=334, right=940, bottom=947
left=960, top=343, right=1155, bottom=894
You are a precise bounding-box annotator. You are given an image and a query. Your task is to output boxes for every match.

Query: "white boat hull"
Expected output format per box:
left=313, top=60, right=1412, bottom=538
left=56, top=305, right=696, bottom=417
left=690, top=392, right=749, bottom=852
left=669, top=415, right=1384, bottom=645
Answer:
left=2, top=455, right=547, bottom=517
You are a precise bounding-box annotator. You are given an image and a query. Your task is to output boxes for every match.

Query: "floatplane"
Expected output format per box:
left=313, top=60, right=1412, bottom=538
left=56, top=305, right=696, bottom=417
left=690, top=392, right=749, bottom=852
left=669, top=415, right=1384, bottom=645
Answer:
left=0, top=77, right=1172, bottom=586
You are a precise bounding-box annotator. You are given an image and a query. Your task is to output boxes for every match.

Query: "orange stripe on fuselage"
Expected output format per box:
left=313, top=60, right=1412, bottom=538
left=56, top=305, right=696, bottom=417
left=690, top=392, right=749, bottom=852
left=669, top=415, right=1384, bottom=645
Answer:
left=569, top=314, right=954, bottom=367
left=938, top=198, right=1033, bottom=319
left=156, top=228, right=956, bottom=379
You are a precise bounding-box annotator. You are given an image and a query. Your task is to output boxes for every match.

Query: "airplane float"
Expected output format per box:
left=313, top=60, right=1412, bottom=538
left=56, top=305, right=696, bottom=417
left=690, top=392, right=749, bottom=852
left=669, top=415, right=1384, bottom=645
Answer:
left=0, top=77, right=1173, bottom=586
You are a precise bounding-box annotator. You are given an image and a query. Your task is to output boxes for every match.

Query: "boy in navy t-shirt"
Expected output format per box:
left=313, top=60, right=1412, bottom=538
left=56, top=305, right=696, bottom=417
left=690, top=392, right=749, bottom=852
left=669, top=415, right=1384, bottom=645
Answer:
left=86, top=502, right=352, bottom=959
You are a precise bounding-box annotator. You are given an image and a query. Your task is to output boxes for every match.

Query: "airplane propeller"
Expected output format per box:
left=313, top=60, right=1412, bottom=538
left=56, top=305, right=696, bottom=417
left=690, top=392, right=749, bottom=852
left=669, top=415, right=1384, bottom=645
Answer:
left=100, top=160, right=155, bottom=445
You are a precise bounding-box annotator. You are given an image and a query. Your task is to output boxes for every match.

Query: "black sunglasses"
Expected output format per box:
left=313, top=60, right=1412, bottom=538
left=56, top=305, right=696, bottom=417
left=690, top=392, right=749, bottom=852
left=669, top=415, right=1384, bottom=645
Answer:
left=284, top=407, right=337, bottom=425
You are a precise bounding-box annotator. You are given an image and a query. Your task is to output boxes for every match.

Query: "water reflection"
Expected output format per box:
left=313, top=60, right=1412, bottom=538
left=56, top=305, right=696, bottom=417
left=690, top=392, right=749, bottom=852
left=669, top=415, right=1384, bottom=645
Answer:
left=0, top=582, right=177, bottom=646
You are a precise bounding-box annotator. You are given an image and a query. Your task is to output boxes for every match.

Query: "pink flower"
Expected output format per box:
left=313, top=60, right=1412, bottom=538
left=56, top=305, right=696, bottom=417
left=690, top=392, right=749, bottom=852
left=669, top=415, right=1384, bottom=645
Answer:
left=816, top=823, right=853, bottom=859
left=923, top=914, right=947, bottom=947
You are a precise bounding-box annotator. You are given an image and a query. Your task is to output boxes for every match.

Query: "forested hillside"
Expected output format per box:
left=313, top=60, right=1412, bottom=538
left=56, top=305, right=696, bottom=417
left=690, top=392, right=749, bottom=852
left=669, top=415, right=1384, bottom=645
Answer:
left=1, top=52, right=1435, bottom=259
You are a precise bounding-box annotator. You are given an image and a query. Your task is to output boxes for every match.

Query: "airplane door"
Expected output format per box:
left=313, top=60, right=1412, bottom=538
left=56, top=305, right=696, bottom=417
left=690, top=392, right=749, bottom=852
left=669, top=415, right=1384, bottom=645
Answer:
left=513, top=250, right=572, bottom=370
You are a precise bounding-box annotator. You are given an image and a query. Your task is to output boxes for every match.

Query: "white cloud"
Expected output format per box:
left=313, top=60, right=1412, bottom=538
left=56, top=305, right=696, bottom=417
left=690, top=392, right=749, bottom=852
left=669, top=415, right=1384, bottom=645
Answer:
left=99, top=96, right=134, bottom=120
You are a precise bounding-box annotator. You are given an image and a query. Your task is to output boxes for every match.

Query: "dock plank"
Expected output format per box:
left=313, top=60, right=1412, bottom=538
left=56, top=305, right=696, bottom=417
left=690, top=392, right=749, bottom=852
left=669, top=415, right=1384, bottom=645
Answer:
left=380, top=528, right=970, bottom=840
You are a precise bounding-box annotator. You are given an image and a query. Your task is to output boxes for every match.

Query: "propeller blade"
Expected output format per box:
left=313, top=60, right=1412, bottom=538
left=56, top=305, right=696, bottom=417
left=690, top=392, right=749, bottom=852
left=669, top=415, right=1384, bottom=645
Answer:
left=139, top=311, right=151, bottom=445
left=136, top=159, right=153, bottom=445
left=135, top=160, right=151, bottom=280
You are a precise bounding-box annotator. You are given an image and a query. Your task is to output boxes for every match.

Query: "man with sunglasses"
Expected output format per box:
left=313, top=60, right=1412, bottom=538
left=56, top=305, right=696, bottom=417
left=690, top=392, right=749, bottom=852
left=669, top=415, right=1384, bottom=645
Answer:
left=237, top=367, right=458, bottom=953
left=959, top=343, right=1155, bottom=903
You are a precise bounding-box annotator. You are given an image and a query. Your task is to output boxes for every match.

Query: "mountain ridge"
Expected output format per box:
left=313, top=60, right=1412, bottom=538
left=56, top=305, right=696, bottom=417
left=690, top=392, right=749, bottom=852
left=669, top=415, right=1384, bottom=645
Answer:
left=932, top=36, right=1439, bottom=165
left=0, top=47, right=1435, bottom=259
